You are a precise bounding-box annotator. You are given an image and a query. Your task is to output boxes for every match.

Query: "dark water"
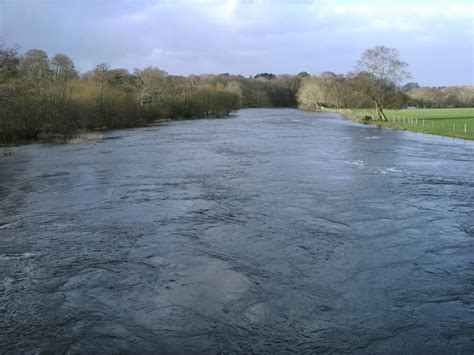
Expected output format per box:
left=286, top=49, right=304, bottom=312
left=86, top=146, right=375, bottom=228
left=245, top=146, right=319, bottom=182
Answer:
left=1, top=108, right=473, bottom=353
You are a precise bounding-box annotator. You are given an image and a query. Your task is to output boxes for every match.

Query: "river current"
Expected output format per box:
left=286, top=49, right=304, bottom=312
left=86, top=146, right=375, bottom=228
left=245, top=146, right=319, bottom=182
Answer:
left=1, top=109, right=473, bottom=353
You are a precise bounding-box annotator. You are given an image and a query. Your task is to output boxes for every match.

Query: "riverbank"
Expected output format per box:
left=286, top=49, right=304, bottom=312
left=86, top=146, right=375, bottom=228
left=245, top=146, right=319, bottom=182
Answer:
left=327, top=107, right=474, bottom=140
left=0, top=114, right=235, bottom=150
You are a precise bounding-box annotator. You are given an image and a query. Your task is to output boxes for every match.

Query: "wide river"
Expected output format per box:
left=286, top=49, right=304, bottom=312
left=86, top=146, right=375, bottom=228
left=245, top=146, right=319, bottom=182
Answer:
left=1, top=109, right=473, bottom=353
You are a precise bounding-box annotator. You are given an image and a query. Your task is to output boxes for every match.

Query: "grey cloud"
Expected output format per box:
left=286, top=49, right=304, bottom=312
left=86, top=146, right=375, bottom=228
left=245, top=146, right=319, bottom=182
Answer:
left=1, top=0, right=472, bottom=85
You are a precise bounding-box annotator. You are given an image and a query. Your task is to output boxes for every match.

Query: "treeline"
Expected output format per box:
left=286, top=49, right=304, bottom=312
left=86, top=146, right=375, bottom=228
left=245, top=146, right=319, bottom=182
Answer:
left=296, top=75, right=474, bottom=115
left=0, top=46, right=239, bottom=140
left=404, top=85, right=474, bottom=108
left=0, top=45, right=301, bottom=141
left=2, top=44, right=472, bottom=141
left=297, top=71, right=408, bottom=112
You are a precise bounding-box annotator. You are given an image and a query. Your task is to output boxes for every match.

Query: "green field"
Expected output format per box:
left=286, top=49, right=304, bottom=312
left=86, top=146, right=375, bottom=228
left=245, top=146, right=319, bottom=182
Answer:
left=337, top=108, right=474, bottom=140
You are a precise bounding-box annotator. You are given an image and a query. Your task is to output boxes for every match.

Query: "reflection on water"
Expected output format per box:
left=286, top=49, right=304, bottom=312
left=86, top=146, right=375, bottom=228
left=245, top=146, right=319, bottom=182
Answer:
left=0, top=109, right=473, bottom=353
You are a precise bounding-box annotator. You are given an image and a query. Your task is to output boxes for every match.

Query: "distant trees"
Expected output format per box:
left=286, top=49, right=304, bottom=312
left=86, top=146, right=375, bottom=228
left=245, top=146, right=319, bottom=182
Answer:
left=401, top=82, right=419, bottom=92
left=0, top=45, right=19, bottom=81
left=297, top=46, right=413, bottom=118
left=134, top=66, right=169, bottom=105
left=19, top=49, right=51, bottom=83
left=198, top=73, right=301, bottom=108
left=267, top=75, right=301, bottom=107
left=406, top=86, right=474, bottom=108
left=189, top=86, right=240, bottom=117
left=297, top=72, right=367, bottom=111
left=297, top=76, right=331, bottom=110
left=50, top=54, right=77, bottom=81
left=254, top=73, right=276, bottom=80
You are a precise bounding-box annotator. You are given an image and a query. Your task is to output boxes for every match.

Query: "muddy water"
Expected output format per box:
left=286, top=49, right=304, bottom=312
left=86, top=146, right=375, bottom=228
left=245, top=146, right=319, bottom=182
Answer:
left=0, top=108, right=473, bottom=353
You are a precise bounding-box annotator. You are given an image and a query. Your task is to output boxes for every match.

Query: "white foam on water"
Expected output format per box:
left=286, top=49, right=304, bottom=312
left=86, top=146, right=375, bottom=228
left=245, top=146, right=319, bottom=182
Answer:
left=344, top=160, right=365, bottom=169
left=0, top=222, right=15, bottom=230
left=373, top=167, right=403, bottom=175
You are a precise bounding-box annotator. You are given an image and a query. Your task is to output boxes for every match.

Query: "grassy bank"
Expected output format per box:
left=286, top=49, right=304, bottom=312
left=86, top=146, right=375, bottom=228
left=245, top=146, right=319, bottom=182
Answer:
left=330, top=107, right=474, bottom=140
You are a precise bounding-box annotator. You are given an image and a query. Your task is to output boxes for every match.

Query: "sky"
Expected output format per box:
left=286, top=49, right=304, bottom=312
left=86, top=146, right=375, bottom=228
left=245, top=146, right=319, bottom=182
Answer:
left=1, top=0, right=473, bottom=86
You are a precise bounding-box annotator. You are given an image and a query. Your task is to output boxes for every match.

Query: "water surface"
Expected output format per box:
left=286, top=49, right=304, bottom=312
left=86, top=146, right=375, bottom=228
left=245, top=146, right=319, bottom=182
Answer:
left=1, top=109, right=473, bottom=353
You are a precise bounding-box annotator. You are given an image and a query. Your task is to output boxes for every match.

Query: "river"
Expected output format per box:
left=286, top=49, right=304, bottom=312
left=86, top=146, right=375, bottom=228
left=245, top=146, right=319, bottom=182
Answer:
left=1, top=108, right=473, bottom=353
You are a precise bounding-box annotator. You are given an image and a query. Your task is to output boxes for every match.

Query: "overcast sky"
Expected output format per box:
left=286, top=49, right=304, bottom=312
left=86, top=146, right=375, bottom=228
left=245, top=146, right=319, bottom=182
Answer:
left=1, top=0, right=473, bottom=86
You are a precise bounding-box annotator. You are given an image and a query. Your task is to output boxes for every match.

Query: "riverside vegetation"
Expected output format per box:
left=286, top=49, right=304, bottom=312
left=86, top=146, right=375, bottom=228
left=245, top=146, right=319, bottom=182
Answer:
left=296, top=46, right=473, bottom=139
left=0, top=46, right=299, bottom=143
left=1, top=44, right=473, bottom=144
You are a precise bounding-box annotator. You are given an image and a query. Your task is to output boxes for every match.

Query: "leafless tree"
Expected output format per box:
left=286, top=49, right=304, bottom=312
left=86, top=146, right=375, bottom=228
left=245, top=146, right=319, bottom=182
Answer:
left=352, top=46, right=410, bottom=120
left=50, top=53, right=77, bottom=81
left=19, top=49, right=51, bottom=84
left=134, top=66, right=169, bottom=106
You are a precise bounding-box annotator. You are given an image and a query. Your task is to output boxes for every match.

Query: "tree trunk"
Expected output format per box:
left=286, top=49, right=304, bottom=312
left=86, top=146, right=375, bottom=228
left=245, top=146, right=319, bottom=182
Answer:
left=374, top=99, right=387, bottom=120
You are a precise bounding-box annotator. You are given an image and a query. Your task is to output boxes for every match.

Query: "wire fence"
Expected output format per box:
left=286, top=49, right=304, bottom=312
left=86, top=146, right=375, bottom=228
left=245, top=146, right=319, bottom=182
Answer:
left=333, top=108, right=472, bottom=135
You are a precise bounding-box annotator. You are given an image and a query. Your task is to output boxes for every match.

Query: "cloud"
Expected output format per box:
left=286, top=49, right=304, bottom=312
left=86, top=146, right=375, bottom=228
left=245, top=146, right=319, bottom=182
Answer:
left=324, top=1, right=473, bottom=34
left=0, top=0, right=472, bottom=85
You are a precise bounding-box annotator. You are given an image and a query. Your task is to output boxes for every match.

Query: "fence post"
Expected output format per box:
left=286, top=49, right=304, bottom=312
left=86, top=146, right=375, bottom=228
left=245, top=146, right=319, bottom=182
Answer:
left=465, top=124, right=467, bottom=133
left=423, top=120, right=425, bottom=127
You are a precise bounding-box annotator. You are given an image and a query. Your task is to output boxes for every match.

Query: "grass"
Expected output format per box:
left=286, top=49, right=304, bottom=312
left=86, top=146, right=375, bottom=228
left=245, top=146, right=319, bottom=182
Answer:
left=1, top=147, right=13, bottom=157
left=0, top=132, right=105, bottom=157
left=332, top=107, right=474, bottom=140
left=67, top=132, right=105, bottom=144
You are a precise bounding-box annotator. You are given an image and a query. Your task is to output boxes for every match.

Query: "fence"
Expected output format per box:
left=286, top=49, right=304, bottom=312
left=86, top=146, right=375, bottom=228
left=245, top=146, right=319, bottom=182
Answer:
left=349, top=110, right=472, bottom=135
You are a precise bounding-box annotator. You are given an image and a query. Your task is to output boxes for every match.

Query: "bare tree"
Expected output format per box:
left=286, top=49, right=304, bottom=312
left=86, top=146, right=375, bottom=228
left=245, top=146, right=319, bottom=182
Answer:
left=356, top=46, right=410, bottom=84
left=297, top=74, right=347, bottom=110
left=0, top=44, right=20, bottom=82
left=19, top=49, right=51, bottom=83
left=297, top=76, right=329, bottom=110
left=87, top=63, right=111, bottom=84
left=50, top=53, right=77, bottom=81
left=352, top=45, right=410, bottom=120
left=134, top=66, right=169, bottom=105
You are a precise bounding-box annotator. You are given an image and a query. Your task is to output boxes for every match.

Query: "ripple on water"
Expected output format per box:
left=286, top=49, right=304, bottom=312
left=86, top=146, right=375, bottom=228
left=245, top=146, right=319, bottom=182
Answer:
left=156, top=256, right=249, bottom=316
left=0, top=108, right=473, bottom=353
left=0, top=252, right=35, bottom=261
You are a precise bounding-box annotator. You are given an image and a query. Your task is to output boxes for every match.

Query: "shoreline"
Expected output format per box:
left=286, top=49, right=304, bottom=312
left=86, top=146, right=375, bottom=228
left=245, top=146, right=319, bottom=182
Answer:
left=325, top=108, right=474, bottom=141
left=0, top=113, right=235, bottom=148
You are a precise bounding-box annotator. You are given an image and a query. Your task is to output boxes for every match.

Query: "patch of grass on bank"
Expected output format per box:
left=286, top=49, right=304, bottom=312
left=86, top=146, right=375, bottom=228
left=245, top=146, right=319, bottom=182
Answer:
left=331, top=107, right=474, bottom=140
